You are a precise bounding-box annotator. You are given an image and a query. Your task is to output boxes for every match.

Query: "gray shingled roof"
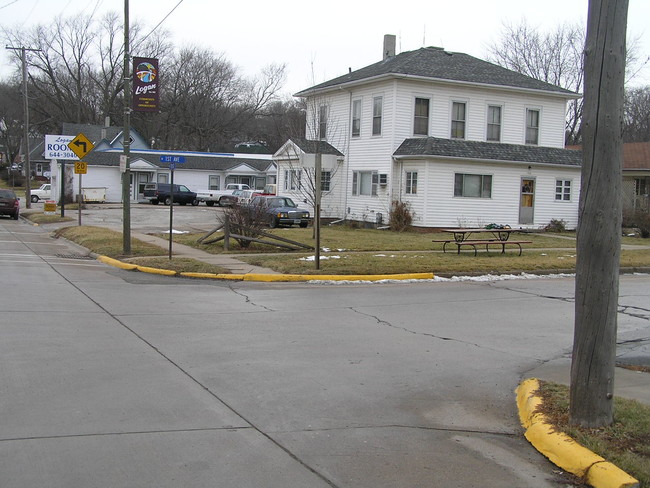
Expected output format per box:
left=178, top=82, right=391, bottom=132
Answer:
left=296, top=47, right=576, bottom=97
left=291, top=138, right=344, bottom=156
left=62, top=123, right=122, bottom=144
left=394, top=137, right=582, bottom=167
left=83, top=150, right=274, bottom=172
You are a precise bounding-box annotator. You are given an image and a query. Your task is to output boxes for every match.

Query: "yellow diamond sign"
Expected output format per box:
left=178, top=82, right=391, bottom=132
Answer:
left=68, top=133, right=94, bottom=159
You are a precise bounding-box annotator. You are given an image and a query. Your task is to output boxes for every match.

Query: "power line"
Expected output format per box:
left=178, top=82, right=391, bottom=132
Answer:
left=140, top=0, right=185, bottom=44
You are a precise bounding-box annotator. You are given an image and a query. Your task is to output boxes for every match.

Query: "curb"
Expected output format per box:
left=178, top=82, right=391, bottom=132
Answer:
left=516, top=378, right=639, bottom=488
left=97, top=255, right=434, bottom=282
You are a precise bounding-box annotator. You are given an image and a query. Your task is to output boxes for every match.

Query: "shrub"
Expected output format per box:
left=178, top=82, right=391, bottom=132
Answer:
left=218, top=203, right=268, bottom=248
left=543, top=218, right=567, bottom=233
left=389, top=200, right=413, bottom=232
left=623, top=209, right=650, bottom=238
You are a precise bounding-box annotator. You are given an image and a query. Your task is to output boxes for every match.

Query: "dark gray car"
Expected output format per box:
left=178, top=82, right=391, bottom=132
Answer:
left=0, top=189, right=20, bottom=220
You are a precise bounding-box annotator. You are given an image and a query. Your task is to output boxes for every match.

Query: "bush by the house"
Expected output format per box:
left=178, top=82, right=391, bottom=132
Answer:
left=389, top=200, right=413, bottom=232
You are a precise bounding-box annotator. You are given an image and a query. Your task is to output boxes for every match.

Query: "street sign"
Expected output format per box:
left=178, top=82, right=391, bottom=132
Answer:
left=68, top=133, right=94, bottom=160
left=45, top=135, right=78, bottom=160
left=74, top=161, right=87, bottom=174
left=160, top=155, right=185, bottom=164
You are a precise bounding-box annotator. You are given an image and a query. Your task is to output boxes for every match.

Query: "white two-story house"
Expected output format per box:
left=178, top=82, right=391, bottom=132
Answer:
left=274, top=35, right=583, bottom=229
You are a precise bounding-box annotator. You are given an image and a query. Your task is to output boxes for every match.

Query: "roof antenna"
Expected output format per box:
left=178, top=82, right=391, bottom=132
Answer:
left=423, top=25, right=426, bottom=47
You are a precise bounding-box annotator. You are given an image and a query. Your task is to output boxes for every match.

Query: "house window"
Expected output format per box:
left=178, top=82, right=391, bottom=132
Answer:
left=406, top=171, right=418, bottom=194
left=321, top=171, right=331, bottom=192
left=454, top=173, right=492, bottom=198
left=414, top=98, right=429, bottom=135
left=208, top=175, right=220, bottom=190
left=352, top=99, right=361, bottom=137
left=372, top=97, right=383, bottom=136
left=319, top=105, right=328, bottom=140
left=487, top=105, right=501, bottom=142
left=636, top=177, right=649, bottom=196
left=451, top=101, right=466, bottom=139
left=157, top=173, right=169, bottom=183
left=284, top=169, right=301, bottom=191
left=555, top=179, right=572, bottom=201
left=352, top=171, right=378, bottom=196
left=526, top=108, right=540, bottom=145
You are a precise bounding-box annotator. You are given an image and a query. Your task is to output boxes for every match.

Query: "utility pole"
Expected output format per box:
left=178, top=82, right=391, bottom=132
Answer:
left=122, top=0, right=132, bottom=254
left=5, top=45, right=40, bottom=209
left=570, top=0, right=628, bottom=428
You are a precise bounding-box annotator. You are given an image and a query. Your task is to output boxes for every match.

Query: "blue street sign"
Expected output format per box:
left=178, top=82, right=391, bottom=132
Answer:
left=159, top=155, right=186, bottom=164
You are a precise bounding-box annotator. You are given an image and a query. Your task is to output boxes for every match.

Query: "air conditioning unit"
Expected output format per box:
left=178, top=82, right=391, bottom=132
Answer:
left=379, top=174, right=388, bottom=186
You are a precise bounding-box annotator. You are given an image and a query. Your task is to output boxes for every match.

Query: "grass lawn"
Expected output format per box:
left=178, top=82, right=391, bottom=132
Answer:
left=536, top=381, right=650, bottom=487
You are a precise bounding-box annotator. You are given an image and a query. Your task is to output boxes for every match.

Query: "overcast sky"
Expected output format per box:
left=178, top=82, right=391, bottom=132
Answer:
left=1, top=0, right=649, bottom=96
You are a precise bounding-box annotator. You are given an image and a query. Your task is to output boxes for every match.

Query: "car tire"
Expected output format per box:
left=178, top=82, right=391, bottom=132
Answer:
left=164, top=197, right=172, bottom=205
left=269, top=216, right=279, bottom=228
left=151, top=199, right=159, bottom=205
left=299, top=222, right=308, bottom=228
left=206, top=201, right=214, bottom=207
left=191, top=199, right=199, bottom=206
left=31, top=195, right=39, bottom=203
left=13, top=211, right=19, bottom=220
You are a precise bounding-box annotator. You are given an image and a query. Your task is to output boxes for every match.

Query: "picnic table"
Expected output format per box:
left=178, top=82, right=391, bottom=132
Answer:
left=433, top=228, right=532, bottom=256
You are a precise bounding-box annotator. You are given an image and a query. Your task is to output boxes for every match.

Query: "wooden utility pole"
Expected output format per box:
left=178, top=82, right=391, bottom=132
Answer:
left=570, top=0, right=628, bottom=428
left=122, top=0, right=132, bottom=254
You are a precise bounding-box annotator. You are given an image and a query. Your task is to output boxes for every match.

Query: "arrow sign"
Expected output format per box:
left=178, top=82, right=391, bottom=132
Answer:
left=68, top=133, right=94, bottom=160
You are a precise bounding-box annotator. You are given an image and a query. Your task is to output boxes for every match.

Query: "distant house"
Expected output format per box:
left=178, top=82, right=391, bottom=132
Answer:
left=622, top=142, right=650, bottom=213
left=274, top=35, right=583, bottom=229
left=48, top=123, right=276, bottom=203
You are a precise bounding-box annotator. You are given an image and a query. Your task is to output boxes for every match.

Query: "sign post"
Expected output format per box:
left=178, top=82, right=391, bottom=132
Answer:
left=74, top=161, right=87, bottom=226
left=160, top=155, right=186, bottom=259
left=67, top=133, right=94, bottom=221
left=46, top=134, right=79, bottom=217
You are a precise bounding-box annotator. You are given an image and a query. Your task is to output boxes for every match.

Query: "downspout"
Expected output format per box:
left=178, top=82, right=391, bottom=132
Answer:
left=343, top=86, right=352, bottom=220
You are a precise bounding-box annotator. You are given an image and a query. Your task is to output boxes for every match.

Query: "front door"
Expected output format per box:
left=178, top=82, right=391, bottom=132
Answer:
left=519, top=178, right=535, bottom=224
left=134, top=172, right=151, bottom=200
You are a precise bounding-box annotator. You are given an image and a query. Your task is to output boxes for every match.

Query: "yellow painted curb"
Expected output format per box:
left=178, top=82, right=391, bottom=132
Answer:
left=97, top=255, right=138, bottom=270
left=516, top=378, right=639, bottom=488
left=242, top=272, right=435, bottom=282
left=135, top=265, right=177, bottom=276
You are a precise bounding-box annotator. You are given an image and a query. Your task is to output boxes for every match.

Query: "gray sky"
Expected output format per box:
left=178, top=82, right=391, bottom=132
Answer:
left=1, top=0, right=649, bottom=95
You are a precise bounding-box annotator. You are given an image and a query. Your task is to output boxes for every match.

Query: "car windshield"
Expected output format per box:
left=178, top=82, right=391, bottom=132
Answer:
left=179, top=185, right=190, bottom=192
left=0, top=190, right=16, bottom=198
left=271, top=197, right=296, bottom=208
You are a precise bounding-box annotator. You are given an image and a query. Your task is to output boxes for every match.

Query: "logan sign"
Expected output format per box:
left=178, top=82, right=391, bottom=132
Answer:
left=133, top=57, right=159, bottom=112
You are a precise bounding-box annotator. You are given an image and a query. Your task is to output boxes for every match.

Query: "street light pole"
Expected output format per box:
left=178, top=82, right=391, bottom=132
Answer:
left=122, top=0, right=132, bottom=254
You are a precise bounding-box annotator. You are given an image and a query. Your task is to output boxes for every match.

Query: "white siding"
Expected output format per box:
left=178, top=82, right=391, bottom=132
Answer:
left=398, top=158, right=580, bottom=229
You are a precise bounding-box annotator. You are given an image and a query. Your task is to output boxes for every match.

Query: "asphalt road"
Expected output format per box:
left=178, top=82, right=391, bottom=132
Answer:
left=1, top=215, right=649, bottom=487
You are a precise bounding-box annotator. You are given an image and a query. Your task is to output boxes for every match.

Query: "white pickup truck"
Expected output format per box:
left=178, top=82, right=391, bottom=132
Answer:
left=30, top=183, right=52, bottom=203
left=195, top=183, right=250, bottom=206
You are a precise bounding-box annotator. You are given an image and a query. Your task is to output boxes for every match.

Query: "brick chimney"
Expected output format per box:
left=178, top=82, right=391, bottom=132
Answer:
left=383, top=34, right=396, bottom=60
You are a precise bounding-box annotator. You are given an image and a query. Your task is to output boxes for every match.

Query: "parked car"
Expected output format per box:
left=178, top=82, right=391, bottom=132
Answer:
left=195, top=183, right=250, bottom=206
left=143, top=183, right=198, bottom=205
left=249, top=195, right=310, bottom=228
left=30, top=183, right=51, bottom=203
left=0, top=189, right=20, bottom=220
left=237, top=189, right=262, bottom=206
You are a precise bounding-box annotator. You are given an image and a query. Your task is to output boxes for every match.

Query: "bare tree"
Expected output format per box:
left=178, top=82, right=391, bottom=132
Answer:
left=0, top=82, right=23, bottom=165
left=487, top=21, right=585, bottom=144
left=570, top=0, right=628, bottom=428
left=2, top=11, right=171, bottom=134
left=486, top=19, right=641, bottom=145
left=623, top=86, right=650, bottom=142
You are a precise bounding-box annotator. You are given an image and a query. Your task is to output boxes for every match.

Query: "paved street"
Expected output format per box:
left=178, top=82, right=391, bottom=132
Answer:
left=1, top=215, right=649, bottom=487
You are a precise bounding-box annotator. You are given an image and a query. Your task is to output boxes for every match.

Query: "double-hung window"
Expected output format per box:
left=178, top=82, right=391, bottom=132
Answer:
left=451, top=101, right=466, bottom=139
left=352, top=171, right=378, bottom=196
left=526, top=108, right=540, bottom=145
left=319, top=105, right=328, bottom=140
left=555, top=179, right=571, bottom=201
left=321, top=171, right=331, bottom=192
left=372, top=97, right=383, bottom=136
left=487, top=105, right=501, bottom=142
left=284, top=170, right=301, bottom=191
left=414, top=98, right=429, bottom=135
left=405, top=171, right=418, bottom=194
left=208, top=175, right=220, bottom=190
left=352, top=99, right=361, bottom=137
left=454, top=173, right=492, bottom=198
